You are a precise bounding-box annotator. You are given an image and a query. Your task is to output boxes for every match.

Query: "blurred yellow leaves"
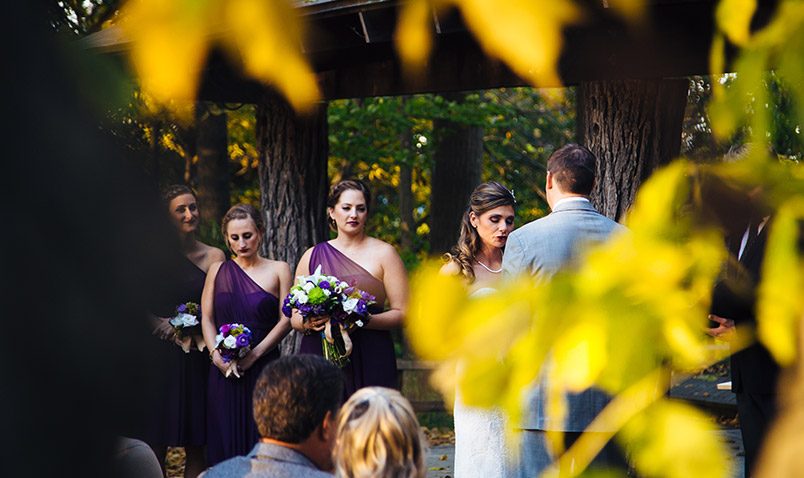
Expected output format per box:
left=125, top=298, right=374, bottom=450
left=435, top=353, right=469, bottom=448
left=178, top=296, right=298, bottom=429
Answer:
left=119, top=0, right=319, bottom=118
left=406, top=161, right=734, bottom=477
left=757, top=199, right=804, bottom=366
left=715, top=0, right=756, bottom=46
left=622, top=401, right=732, bottom=478
left=396, top=0, right=644, bottom=88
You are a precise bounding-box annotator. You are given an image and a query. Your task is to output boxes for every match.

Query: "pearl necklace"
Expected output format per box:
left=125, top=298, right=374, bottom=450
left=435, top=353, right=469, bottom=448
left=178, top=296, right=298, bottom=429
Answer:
left=476, top=260, right=503, bottom=274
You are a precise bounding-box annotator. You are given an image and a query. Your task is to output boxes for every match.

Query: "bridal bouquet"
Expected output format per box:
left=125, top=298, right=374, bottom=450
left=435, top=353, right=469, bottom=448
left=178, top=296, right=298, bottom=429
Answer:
left=169, top=302, right=206, bottom=353
left=214, top=323, right=253, bottom=377
left=282, top=265, right=375, bottom=367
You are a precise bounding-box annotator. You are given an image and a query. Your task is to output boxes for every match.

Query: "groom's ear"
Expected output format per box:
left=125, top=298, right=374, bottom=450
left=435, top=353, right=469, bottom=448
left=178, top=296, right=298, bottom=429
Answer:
left=546, top=171, right=554, bottom=190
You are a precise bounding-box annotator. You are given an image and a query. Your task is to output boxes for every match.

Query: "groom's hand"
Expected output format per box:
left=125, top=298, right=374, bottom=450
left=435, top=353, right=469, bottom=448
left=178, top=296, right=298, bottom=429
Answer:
left=707, top=314, right=736, bottom=340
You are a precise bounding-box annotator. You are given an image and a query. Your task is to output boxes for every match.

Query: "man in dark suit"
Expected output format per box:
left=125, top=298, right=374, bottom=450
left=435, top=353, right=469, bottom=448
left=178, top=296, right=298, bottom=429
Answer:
left=201, top=355, right=344, bottom=478
left=708, top=196, right=777, bottom=477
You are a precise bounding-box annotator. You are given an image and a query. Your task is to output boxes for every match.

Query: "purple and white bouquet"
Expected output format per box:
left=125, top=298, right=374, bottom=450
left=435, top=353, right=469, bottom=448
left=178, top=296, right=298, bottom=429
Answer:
left=169, top=302, right=205, bottom=353
left=282, top=265, right=375, bottom=367
left=214, top=323, right=253, bottom=377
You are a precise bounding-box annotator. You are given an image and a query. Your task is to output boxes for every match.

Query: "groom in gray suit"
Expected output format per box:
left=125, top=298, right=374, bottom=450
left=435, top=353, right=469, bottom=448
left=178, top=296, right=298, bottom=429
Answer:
left=502, top=143, right=626, bottom=476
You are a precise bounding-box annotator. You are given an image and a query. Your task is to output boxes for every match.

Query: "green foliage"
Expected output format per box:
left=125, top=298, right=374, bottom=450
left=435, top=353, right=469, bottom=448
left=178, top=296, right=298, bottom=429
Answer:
left=328, top=89, right=574, bottom=264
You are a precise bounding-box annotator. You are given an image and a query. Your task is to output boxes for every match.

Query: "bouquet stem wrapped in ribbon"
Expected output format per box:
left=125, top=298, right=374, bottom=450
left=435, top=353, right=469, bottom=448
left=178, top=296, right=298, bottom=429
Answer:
left=170, top=302, right=206, bottom=353
left=214, top=323, right=253, bottom=378
left=283, top=265, right=375, bottom=367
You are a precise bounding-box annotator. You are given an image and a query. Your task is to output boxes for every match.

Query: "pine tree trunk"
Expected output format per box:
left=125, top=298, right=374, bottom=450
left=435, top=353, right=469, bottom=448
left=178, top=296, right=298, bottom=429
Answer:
left=429, top=94, right=483, bottom=254
left=578, top=79, right=689, bottom=221
left=195, top=103, right=229, bottom=242
left=256, top=94, right=329, bottom=355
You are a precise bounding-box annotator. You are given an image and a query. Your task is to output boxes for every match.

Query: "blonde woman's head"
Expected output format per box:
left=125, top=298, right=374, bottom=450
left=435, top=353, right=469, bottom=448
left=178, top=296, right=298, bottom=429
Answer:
left=334, top=387, right=426, bottom=478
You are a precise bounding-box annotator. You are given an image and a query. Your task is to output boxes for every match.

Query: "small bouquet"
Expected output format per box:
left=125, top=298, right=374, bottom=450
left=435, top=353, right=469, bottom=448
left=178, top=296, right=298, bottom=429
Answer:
left=169, top=302, right=206, bottom=353
left=214, top=323, right=253, bottom=377
left=283, top=265, right=375, bottom=367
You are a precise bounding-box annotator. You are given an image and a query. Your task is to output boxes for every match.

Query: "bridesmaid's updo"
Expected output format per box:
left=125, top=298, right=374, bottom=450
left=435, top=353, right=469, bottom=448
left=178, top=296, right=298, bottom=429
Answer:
left=221, top=203, right=265, bottom=238
left=327, top=179, right=372, bottom=230
left=446, top=182, right=516, bottom=283
left=161, top=184, right=195, bottom=203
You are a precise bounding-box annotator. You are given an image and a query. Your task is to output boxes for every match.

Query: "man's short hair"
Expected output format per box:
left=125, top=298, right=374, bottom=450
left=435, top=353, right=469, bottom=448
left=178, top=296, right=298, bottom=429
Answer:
left=253, top=355, right=344, bottom=443
left=547, top=143, right=597, bottom=195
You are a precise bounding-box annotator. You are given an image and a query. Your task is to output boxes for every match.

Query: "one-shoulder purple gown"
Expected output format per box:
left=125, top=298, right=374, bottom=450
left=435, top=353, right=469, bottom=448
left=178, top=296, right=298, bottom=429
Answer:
left=299, top=242, right=398, bottom=396
left=206, top=260, right=280, bottom=466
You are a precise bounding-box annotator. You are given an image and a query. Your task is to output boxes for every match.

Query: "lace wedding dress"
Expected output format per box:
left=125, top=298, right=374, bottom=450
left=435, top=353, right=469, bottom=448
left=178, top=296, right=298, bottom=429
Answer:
left=453, top=287, right=516, bottom=478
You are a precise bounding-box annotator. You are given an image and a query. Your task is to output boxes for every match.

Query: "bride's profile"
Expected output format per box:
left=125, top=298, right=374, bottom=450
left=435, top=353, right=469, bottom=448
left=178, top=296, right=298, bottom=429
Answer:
left=441, top=181, right=517, bottom=478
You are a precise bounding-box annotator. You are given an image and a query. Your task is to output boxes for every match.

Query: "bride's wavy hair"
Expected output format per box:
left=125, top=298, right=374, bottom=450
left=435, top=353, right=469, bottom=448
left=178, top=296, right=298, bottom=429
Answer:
left=445, top=182, right=516, bottom=283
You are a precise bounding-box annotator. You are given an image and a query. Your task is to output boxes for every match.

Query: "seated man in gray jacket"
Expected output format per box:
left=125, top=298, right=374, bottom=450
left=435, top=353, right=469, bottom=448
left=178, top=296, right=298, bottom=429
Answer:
left=201, top=355, right=344, bottom=478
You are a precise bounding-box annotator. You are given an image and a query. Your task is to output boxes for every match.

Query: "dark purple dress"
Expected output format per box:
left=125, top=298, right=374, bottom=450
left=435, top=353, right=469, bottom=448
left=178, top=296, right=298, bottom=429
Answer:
left=207, top=260, right=280, bottom=466
left=150, top=257, right=208, bottom=447
left=299, top=242, right=398, bottom=396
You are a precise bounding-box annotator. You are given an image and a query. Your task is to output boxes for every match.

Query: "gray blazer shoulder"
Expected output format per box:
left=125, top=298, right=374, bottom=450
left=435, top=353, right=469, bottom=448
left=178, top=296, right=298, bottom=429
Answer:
left=201, top=443, right=333, bottom=478
left=503, top=200, right=624, bottom=282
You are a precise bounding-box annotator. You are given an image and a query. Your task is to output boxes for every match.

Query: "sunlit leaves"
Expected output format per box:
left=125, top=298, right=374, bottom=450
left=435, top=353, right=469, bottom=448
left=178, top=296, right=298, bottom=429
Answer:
left=407, top=159, right=734, bottom=477
left=715, top=0, right=756, bottom=46
left=621, top=401, right=732, bottom=478
left=119, top=0, right=319, bottom=118
left=396, top=1, right=643, bottom=88
left=757, top=199, right=804, bottom=365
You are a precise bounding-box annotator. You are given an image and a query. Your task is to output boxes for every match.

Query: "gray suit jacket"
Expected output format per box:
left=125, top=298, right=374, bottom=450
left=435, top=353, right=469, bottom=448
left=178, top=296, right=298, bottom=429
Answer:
left=502, top=199, right=625, bottom=431
left=200, top=442, right=333, bottom=478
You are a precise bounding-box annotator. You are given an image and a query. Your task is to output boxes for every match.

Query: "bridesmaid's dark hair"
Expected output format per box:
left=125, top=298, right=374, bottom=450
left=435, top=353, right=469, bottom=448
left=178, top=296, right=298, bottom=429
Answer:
left=327, top=179, right=372, bottom=230
left=161, top=184, right=195, bottom=203
left=221, top=204, right=265, bottom=252
left=445, top=182, right=516, bottom=283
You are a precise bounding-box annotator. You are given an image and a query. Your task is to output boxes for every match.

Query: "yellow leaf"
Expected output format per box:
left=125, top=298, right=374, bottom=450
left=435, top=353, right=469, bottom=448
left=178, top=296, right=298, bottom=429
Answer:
left=552, top=319, right=607, bottom=392
left=622, top=401, right=732, bottom=478
left=716, top=0, right=757, bottom=46
left=757, top=200, right=804, bottom=365
left=395, top=0, right=433, bottom=72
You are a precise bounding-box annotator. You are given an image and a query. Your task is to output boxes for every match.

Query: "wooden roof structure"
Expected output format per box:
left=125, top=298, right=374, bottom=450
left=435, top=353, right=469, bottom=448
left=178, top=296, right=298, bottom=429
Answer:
left=85, top=0, right=780, bottom=102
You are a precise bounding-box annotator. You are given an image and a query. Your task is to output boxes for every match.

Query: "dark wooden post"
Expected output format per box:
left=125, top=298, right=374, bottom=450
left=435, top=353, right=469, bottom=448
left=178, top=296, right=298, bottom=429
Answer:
left=577, top=79, right=690, bottom=221
left=429, top=93, right=484, bottom=254
left=256, top=93, right=329, bottom=354
left=195, top=103, right=229, bottom=244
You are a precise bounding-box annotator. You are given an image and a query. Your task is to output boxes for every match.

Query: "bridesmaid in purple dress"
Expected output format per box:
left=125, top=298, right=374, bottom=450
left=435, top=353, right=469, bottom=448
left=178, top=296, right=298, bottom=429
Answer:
left=201, top=204, right=292, bottom=466
left=291, top=180, right=408, bottom=396
left=152, top=185, right=225, bottom=477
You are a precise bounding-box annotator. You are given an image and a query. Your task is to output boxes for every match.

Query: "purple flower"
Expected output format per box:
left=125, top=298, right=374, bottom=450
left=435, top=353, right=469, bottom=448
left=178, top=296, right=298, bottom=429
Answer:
left=220, top=324, right=232, bottom=336
left=282, top=297, right=292, bottom=317
left=344, top=287, right=355, bottom=295
left=356, top=301, right=368, bottom=315
left=236, top=334, right=250, bottom=347
left=177, top=304, right=187, bottom=313
left=319, top=280, right=331, bottom=290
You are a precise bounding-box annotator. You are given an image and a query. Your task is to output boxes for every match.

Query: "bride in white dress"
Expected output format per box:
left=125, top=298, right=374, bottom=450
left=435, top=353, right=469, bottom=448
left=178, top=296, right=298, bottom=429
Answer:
left=440, top=182, right=517, bottom=478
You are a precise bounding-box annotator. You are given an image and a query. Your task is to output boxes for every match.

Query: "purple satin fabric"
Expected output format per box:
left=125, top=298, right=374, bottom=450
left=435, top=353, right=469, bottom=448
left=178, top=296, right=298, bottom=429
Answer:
left=298, top=242, right=398, bottom=396
left=206, top=260, right=280, bottom=466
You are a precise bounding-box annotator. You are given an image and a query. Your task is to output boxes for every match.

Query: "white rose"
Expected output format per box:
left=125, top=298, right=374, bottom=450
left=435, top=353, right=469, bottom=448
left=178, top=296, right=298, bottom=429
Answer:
left=323, top=289, right=331, bottom=296
left=303, top=282, right=315, bottom=293
left=339, top=281, right=349, bottom=289
left=173, top=313, right=198, bottom=328
left=223, top=335, right=237, bottom=349
left=296, top=292, right=309, bottom=304
left=342, top=297, right=358, bottom=314
left=215, top=334, right=224, bottom=348
left=355, top=319, right=364, bottom=328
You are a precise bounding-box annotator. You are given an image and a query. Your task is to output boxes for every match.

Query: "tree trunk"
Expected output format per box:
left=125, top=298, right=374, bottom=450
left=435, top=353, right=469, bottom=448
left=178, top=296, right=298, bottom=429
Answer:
left=398, top=124, right=415, bottom=252
left=577, top=79, right=689, bottom=221
left=429, top=94, right=483, bottom=254
left=256, top=93, right=329, bottom=355
left=195, top=103, right=229, bottom=242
